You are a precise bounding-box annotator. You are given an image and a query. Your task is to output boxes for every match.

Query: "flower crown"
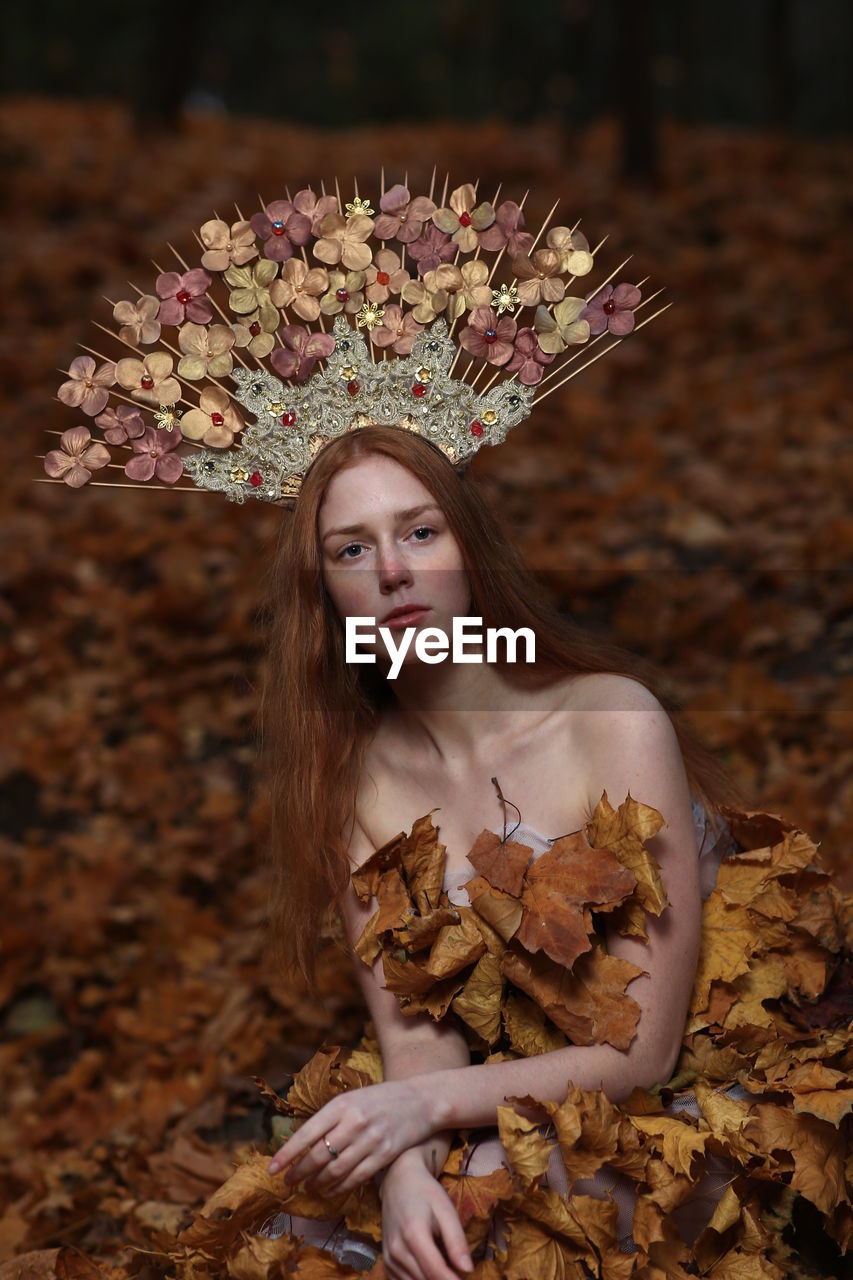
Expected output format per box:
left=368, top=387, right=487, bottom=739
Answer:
left=40, top=172, right=669, bottom=506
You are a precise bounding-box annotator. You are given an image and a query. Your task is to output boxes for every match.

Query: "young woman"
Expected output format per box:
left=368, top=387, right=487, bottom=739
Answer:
left=249, top=422, right=774, bottom=1275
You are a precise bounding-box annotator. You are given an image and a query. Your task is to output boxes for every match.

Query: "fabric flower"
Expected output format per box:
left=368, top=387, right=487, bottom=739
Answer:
left=125, top=425, right=184, bottom=484
left=57, top=355, right=116, bottom=417
left=156, top=269, right=213, bottom=326
left=371, top=304, right=424, bottom=356
left=269, top=325, right=335, bottom=383
left=478, top=200, right=534, bottom=257
left=112, top=295, right=160, bottom=346
left=250, top=200, right=312, bottom=263
left=546, top=227, right=594, bottom=278
left=407, top=225, right=455, bottom=277
left=364, top=249, right=410, bottom=304
left=534, top=299, right=590, bottom=354
left=400, top=275, right=450, bottom=324
left=432, top=183, right=496, bottom=253
left=458, top=305, right=517, bottom=366
left=198, top=218, right=258, bottom=272
left=177, top=323, right=235, bottom=380
left=180, top=387, right=244, bottom=447
left=224, top=260, right=280, bottom=330
left=506, top=327, right=557, bottom=385
left=43, top=426, right=111, bottom=488
left=512, top=249, right=566, bottom=308
left=115, top=352, right=182, bottom=406
left=428, top=261, right=492, bottom=321
left=313, top=212, right=374, bottom=272
left=292, top=187, right=339, bottom=236
left=319, top=270, right=366, bottom=316
left=373, top=185, right=436, bottom=244
left=230, top=307, right=278, bottom=360
left=94, top=404, right=145, bottom=445
left=581, top=282, right=642, bottom=336
left=269, top=259, right=330, bottom=322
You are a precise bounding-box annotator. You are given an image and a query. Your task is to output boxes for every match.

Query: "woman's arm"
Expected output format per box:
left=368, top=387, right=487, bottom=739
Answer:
left=403, top=689, right=705, bottom=1129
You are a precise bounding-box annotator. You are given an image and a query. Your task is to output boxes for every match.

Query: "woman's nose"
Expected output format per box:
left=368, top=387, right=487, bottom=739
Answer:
left=377, top=545, right=413, bottom=590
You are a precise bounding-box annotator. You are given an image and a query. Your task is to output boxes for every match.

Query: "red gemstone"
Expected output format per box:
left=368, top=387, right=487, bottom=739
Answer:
left=281, top=411, right=296, bottom=426
left=412, top=383, right=426, bottom=398
left=470, top=420, right=484, bottom=437
left=141, top=374, right=154, bottom=389
left=336, top=287, right=349, bottom=302
left=603, top=299, right=617, bottom=315
left=347, top=379, right=360, bottom=396
left=484, top=328, right=497, bottom=345
left=250, top=471, right=263, bottom=486
left=272, top=220, right=285, bottom=236
left=211, top=412, right=225, bottom=426
left=376, top=270, right=390, bottom=286
left=176, top=289, right=192, bottom=305
left=249, top=321, right=261, bottom=336
left=459, top=211, right=472, bottom=227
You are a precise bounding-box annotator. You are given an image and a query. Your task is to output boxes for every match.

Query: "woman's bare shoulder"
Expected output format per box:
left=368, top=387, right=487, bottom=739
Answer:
left=562, top=672, right=663, bottom=715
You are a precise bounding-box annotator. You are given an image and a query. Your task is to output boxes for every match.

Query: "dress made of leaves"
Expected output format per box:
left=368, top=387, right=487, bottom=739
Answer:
left=167, top=791, right=853, bottom=1278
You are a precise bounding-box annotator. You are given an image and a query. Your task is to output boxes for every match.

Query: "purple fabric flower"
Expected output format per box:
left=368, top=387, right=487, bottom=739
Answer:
left=478, top=201, right=535, bottom=257
left=269, top=325, right=336, bottom=383
left=373, top=185, right=436, bottom=244
left=250, top=200, right=312, bottom=263
left=506, top=327, right=557, bottom=386
left=57, top=355, right=116, bottom=417
left=124, top=425, right=184, bottom=484
left=156, top=269, right=213, bottom=326
left=407, top=225, right=456, bottom=278
left=94, top=404, right=145, bottom=445
left=459, top=305, right=517, bottom=366
left=580, top=282, right=642, bottom=336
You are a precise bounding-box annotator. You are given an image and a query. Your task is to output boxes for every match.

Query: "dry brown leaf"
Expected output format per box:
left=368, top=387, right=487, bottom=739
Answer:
left=502, top=992, right=568, bottom=1057
left=424, top=906, right=487, bottom=979
left=451, top=951, right=505, bottom=1045
left=401, top=811, right=447, bottom=913
left=496, top=1106, right=554, bottom=1187
left=466, top=874, right=525, bottom=941
left=467, top=829, right=533, bottom=895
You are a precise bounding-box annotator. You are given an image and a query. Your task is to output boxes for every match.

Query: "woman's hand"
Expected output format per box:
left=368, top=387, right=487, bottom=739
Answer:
left=267, top=1079, right=437, bottom=1196
left=381, top=1149, right=473, bottom=1280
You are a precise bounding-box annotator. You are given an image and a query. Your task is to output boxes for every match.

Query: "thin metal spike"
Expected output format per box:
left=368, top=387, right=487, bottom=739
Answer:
left=428, top=165, right=436, bottom=202
left=335, top=176, right=343, bottom=214
left=34, top=477, right=212, bottom=493
left=167, top=241, right=191, bottom=272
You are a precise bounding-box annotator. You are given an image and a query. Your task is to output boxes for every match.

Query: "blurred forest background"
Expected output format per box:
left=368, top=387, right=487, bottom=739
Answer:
left=1, top=0, right=852, bottom=1274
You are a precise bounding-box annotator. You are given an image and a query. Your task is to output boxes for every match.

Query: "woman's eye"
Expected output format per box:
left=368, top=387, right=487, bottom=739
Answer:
left=336, top=526, right=437, bottom=561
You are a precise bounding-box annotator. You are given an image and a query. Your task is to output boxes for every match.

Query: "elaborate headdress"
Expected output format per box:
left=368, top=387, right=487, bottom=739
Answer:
left=40, top=171, right=669, bottom=506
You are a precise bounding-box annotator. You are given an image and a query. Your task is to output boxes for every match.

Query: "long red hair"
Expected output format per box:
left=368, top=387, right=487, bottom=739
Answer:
left=258, top=425, right=747, bottom=982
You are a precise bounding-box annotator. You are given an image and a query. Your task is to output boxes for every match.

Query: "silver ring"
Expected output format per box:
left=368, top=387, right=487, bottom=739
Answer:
left=323, top=1136, right=339, bottom=1159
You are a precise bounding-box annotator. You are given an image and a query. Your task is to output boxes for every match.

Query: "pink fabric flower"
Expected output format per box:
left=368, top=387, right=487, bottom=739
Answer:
left=250, top=200, right=312, bottom=263
left=269, top=259, right=330, bottom=322
left=115, top=352, right=182, bottom=406
left=478, top=200, right=534, bottom=257
left=432, top=183, right=496, bottom=253
left=313, top=212, right=374, bottom=272
left=57, top=355, right=116, bottom=417
left=269, top=325, right=336, bottom=382
left=180, top=387, right=244, bottom=447
left=407, top=225, right=455, bottom=277
left=371, top=304, right=424, bottom=356
left=512, top=249, right=566, bottom=308
left=94, top=404, right=145, bottom=444
left=43, top=426, right=111, bottom=488
left=364, top=248, right=410, bottom=304
left=199, top=218, right=258, bottom=272
left=458, top=305, right=517, bottom=366
left=292, top=188, right=339, bottom=236
left=125, top=425, right=184, bottom=484
left=112, top=295, right=161, bottom=345
left=506, top=327, right=557, bottom=386
left=580, top=282, right=642, bottom=336
left=156, top=269, right=213, bottom=326
left=373, top=185, right=436, bottom=244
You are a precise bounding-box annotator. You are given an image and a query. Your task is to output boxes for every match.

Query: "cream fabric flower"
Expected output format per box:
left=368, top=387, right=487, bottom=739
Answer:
left=269, top=259, right=330, bottom=322
left=313, top=212, right=374, bottom=272
left=112, top=295, right=161, bottom=346
left=224, top=260, right=280, bottom=331
left=44, top=426, right=111, bottom=488
left=546, top=227, right=594, bottom=278
left=512, top=249, right=566, bottom=307
left=57, top=355, right=116, bottom=417
left=401, top=275, right=450, bottom=324
left=427, top=261, right=492, bottom=321
left=180, top=387, right=244, bottom=447
left=199, top=218, right=258, bottom=272
left=319, top=270, right=366, bottom=316
left=432, top=183, right=496, bottom=253
left=177, top=323, right=235, bottom=380
left=115, top=352, right=181, bottom=406
left=534, top=299, right=591, bottom=353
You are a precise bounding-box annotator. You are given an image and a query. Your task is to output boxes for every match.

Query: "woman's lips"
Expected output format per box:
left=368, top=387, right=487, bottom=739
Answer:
left=382, top=608, right=430, bottom=629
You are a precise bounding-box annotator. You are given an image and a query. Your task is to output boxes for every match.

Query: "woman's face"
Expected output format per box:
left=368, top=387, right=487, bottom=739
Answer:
left=318, top=453, right=472, bottom=668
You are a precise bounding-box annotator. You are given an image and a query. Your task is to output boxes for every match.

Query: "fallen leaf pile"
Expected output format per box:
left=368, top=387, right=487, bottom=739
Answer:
left=164, top=790, right=853, bottom=1278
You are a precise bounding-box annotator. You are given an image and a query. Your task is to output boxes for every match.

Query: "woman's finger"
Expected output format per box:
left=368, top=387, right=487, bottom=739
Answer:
left=384, top=1239, right=424, bottom=1280
left=404, top=1226, right=460, bottom=1280
left=303, top=1131, right=368, bottom=1192
left=284, top=1130, right=349, bottom=1186
left=310, top=1149, right=378, bottom=1199
left=268, top=1115, right=328, bottom=1173
left=433, top=1198, right=474, bottom=1275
